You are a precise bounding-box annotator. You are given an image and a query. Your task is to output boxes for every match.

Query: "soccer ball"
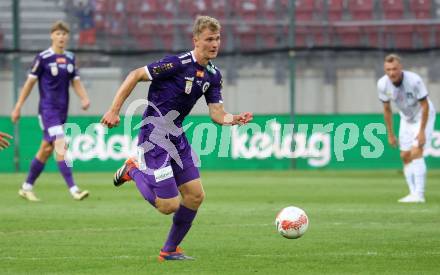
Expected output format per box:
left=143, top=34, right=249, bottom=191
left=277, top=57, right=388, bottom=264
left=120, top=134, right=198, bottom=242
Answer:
left=275, top=206, right=309, bottom=239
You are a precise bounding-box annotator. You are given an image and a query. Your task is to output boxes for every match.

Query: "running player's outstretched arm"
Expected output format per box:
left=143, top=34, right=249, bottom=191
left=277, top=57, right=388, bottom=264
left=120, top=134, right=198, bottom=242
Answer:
left=72, top=78, right=90, bottom=110
left=101, top=67, right=149, bottom=128
left=11, top=77, right=38, bottom=123
left=208, top=103, right=253, bottom=126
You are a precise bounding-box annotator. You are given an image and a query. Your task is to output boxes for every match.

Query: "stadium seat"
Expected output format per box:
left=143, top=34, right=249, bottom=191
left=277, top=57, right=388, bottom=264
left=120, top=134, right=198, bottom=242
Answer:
left=384, top=25, right=414, bottom=49
left=178, top=0, right=208, bottom=18
left=261, top=0, right=278, bottom=20
left=335, top=26, right=362, bottom=47
left=206, top=0, right=228, bottom=20
left=234, top=0, right=259, bottom=20
left=234, top=23, right=258, bottom=51
left=295, top=0, right=314, bottom=21
left=409, top=0, right=432, bottom=19
left=327, top=0, right=344, bottom=21
left=348, top=0, right=374, bottom=20
left=382, top=0, right=405, bottom=20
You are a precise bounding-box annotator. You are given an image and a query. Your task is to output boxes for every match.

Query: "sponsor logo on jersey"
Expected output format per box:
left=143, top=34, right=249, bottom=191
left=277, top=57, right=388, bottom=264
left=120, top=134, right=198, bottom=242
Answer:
left=202, top=82, right=210, bottom=93
left=50, top=64, right=58, bottom=76
left=185, top=77, right=194, bottom=94
left=152, top=63, right=174, bottom=74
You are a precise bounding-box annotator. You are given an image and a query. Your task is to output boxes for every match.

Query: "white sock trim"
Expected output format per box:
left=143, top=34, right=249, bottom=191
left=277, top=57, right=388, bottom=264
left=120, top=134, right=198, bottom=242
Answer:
left=22, top=182, right=33, bottom=191
left=69, top=185, right=79, bottom=194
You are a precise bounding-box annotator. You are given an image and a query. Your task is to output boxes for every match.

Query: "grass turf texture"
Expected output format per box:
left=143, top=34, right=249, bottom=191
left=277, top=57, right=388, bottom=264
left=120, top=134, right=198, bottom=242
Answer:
left=1, top=170, right=439, bottom=274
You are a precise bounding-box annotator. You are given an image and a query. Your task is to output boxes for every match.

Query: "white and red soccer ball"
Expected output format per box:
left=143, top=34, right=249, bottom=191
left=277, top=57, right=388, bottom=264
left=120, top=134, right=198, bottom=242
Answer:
left=275, top=206, right=309, bottom=239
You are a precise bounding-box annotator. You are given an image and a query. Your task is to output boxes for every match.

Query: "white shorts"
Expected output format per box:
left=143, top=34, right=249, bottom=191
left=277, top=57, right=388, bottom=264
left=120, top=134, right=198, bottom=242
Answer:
left=399, top=113, right=436, bottom=152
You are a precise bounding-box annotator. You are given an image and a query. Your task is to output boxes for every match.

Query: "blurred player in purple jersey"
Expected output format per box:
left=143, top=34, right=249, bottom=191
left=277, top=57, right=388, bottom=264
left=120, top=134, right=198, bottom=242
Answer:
left=101, top=16, right=253, bottom=261
left=11, top=21, right=90, bottom=202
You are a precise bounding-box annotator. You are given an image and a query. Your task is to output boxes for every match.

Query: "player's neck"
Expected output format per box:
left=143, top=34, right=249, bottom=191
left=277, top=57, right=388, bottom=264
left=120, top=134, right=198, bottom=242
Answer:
left=193, top=50, right=209, bottom=67
left=51, top=45, right=65, bottom=54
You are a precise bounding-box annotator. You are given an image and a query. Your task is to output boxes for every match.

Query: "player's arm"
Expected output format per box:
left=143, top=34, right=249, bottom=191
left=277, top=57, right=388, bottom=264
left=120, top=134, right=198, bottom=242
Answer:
left=11, top=76, right=38, bottom=123
left=417, top=98, right=429, bottom=147
left=101, top=67, right=149, bottom=128
left=0, top=131, right=13, bottom=150
left=382, top=101, right=397, bottom=147
left=72, top=78, right=90, bottom=110
left=208, top=103, right=253, bottom=126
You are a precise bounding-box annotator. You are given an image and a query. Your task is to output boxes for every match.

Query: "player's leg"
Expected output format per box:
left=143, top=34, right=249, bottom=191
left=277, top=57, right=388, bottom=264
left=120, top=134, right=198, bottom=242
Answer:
left=19, top=139, right=53, bottom=201
left=159, top=146, right=201, bottom=261
left=54, top=137, right=89, bottom=200
left=398, top=119, right=416, bottom=202
left=409, top=114, right=435, bottom=203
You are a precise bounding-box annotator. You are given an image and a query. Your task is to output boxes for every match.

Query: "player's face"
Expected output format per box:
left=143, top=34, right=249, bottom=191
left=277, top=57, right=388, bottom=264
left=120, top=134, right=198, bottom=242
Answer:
left=194, top=28, right=220, bottom=62
left=384, top=60, right=403, bottom=84
left=50, top=30, right=69, bottom=49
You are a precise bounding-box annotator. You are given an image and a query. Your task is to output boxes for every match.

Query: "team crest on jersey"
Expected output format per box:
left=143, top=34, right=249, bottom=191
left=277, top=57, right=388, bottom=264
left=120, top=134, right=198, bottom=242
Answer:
left=185, top=77, right=194, bottom=94
left=67, top=64, right=74, bottom=73
left=202, top=82, right=210, bottom=93
left=50, top=64, right=58, bottom=76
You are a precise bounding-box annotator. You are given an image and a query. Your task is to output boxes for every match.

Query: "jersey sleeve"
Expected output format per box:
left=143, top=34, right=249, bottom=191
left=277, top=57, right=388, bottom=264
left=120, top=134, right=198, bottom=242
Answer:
left=145, top=55, right=182, bottom=81
left=377, top=78, right=389, bottom=102
left=28, top=54, right=43, bottom=79
left=414, top=75, right=428, bottom=100
left=204, top=70, right=223, bottom=104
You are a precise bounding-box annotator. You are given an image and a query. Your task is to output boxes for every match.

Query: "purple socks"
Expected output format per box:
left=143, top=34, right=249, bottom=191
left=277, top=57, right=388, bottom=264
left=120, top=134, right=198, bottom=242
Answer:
left=57, top=161, right=75, bottom=188
left=25, top=158, right=45, bottom=185
left=162, top=205, right=197, bottom=252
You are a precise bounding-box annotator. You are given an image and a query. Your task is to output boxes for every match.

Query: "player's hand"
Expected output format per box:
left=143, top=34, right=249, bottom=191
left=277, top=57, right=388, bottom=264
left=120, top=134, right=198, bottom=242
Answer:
left=388, top=134, right=398, bottom=148
left=416, top=131, right=426, bottom=148
left=11, top=108, right=21, bottom=123
left=81, top=98, right=90, bottom=111
left=238, top=112, right=253, bottom=124
left=232, top=112, right=253, bottom=125
left=0, top=131, right=13, bottom=150
left=101, top=110, right=120, bottom=128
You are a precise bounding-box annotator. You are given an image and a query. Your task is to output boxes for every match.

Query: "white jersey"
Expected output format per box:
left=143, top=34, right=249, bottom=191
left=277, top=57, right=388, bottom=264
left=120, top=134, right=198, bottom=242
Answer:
left=377, top=70, right=435, bottom=123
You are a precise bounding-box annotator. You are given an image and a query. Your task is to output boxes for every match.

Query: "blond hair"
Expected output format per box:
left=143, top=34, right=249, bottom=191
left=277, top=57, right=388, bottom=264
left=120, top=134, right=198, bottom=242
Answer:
left=193, top=16, right=221, bottom=37
left=51, top=20, right=70, bottom=33
left=384, top=54, right=402, bottom=64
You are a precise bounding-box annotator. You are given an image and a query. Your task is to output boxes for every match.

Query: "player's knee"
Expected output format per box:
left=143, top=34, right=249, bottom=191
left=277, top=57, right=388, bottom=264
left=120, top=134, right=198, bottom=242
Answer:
left=42, top=144, right=54, bottom=155
left=156, top=201, right=180, bottom=215
left=188, top=191, right=205, bottom=207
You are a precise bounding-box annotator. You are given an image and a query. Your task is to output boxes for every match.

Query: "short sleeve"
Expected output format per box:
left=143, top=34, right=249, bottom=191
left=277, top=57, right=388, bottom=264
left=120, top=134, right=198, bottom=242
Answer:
left=205, top=70, right=223, bottom=104
left=145, top=55, right=182, bottom=81
left=29, top=54, right=43, bottom=79
left=377, top=78, right=389, bottom=102
left=414, top=75, right=428, bottom=100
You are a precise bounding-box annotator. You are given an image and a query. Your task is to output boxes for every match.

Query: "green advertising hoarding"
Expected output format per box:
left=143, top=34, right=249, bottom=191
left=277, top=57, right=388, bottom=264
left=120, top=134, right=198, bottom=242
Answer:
left=0, top=114, right=439, bottom=172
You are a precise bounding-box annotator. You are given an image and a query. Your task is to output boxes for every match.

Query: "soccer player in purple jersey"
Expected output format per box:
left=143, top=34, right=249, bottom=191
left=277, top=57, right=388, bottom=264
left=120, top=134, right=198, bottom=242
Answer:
left=101, top=16, right=253, bottom=261
left=11, top=21, right=90, bottom=202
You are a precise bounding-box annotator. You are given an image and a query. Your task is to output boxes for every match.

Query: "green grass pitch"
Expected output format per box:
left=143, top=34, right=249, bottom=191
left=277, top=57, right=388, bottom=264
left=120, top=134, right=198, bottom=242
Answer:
left=1, top=170, right=440, bottom=274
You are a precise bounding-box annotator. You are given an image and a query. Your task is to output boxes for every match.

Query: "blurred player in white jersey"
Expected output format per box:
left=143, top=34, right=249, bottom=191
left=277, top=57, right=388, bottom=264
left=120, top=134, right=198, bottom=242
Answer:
left=377, top=54, right=436, bottom=203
